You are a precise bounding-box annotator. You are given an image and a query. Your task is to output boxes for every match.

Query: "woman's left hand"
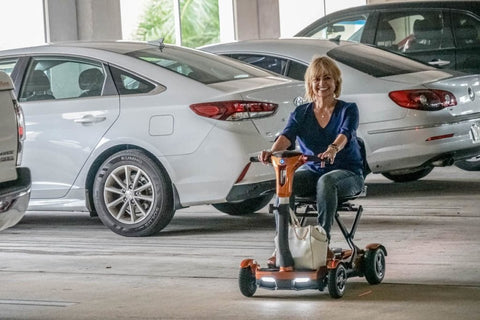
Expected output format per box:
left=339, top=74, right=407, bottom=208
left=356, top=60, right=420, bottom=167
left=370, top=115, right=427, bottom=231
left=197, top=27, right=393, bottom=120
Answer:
left=319, top=146, right=337, bottom=164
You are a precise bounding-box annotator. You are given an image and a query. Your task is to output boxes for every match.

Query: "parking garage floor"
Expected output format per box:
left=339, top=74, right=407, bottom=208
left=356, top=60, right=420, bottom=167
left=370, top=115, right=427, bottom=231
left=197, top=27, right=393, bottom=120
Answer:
left=1, top=166, right=479, bottom=320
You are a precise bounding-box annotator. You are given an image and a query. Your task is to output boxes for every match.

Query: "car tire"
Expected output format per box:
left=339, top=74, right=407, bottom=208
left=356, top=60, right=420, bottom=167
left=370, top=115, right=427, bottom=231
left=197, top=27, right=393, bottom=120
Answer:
left=212, top=194, right=273, bottom=215
left=381, top=166, right=433, bottom=182
left=93, top=149, right=175, bottom=237
left=454, top=156, right=480, bottom=171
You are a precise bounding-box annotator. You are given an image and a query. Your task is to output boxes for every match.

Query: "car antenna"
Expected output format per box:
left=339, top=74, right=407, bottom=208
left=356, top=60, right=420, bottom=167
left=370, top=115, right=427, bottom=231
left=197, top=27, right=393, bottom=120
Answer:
left=329, top=35, right=341, bottom=43
left=148, top=38, right=165, bottom=51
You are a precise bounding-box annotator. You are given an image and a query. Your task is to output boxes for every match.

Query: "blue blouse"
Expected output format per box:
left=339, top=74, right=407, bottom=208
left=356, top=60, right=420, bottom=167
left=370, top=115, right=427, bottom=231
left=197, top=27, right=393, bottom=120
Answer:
left=280, top=100, right=363, bottom=175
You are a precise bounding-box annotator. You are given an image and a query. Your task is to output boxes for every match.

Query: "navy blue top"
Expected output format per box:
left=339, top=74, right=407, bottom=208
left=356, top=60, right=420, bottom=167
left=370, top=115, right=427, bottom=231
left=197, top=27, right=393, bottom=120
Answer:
left=280, top=100, right=363, bottom=175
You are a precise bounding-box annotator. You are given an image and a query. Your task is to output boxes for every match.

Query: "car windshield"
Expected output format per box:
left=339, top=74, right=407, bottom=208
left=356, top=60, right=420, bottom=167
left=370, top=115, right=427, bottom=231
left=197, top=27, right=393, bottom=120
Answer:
left=328, top=44, right=435, bottom=77
left=127, top=46, right=271, bottom=84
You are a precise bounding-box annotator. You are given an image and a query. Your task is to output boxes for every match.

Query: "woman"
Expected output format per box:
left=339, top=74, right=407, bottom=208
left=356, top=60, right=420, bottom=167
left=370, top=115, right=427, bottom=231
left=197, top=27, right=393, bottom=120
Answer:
left=260, top=56, right=364, bottom=240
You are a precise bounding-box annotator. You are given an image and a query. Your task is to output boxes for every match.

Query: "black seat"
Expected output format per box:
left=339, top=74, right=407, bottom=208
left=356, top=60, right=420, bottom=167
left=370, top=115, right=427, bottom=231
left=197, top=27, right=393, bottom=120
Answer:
left=294, top=186, right=366, bottom=239
left=78, top=68, right=104, bottom=97
left=455, top=24, right=479, bottom=47
left=375, top=20, right=396, bottom=49
left=409, top=19, right=442, bottom=50
left=22, top=70, right=55, bottom=101
left=295, top=185, right=367, bottom=212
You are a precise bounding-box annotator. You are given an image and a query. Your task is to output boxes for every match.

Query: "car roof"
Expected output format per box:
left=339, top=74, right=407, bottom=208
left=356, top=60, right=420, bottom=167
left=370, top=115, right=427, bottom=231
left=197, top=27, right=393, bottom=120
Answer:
left=323, top=1, right=480, bottom=13
left=203, top=38, right=366, bottom=63
left=0, top=40, right=167, bottom=56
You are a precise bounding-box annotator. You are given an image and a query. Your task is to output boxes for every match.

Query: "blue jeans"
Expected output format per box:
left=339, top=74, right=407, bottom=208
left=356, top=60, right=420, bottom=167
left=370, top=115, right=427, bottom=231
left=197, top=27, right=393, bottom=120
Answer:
left=292, top=168, right=364, bottom=239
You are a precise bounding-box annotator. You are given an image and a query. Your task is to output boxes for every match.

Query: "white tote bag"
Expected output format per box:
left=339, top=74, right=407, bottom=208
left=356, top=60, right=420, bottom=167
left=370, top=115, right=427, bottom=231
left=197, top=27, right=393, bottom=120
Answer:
left=275, top=210, right=328, bottom=270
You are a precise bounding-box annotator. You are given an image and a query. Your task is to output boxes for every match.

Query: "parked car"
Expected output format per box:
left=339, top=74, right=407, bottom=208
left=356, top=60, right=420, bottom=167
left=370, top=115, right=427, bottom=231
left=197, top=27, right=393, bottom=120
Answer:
left=201, top=38, right=480, bottom=178
left=0, top=71, right=31, bottom=231
left=294, top=1, right=480, bottom=74
left=0, top=41, right=306, bottom=236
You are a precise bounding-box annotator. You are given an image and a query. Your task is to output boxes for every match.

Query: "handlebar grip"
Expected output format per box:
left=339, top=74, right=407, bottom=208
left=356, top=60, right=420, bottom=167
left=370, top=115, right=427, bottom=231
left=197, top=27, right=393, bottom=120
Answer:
left=250, top=156, right=260, bottom=163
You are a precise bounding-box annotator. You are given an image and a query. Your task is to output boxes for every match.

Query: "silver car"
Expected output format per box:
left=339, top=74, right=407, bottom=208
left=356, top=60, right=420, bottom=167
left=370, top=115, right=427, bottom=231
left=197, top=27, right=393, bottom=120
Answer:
left=201, top=38, right=480, bottom=181
left=0, top=71, right=31, bottom=231
left=0, top=41, right=305, bottom=236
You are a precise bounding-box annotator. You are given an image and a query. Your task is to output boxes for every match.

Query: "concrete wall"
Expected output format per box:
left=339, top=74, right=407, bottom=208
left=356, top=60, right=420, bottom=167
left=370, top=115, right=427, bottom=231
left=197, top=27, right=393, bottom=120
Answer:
left=44, top=0, right=122, bottom=42
left=234, top=0, right=280, bottom=40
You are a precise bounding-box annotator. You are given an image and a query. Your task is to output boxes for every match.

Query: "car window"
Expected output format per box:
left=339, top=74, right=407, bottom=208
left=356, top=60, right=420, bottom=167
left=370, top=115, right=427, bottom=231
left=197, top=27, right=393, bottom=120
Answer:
left=19, top=57, right=106, bottom=102
left=300, top=14, right=368, bottom=42
left=0, top=59, right=18, bottom=76
left=127, top=46, right=270, bottom=85
left=377, top=10, right=453, bottom=53
left=451, top=11, right=480, bottom=48
left=328, top=44, right=434, bottom=78
left=109, top=66, right=156, bottom=95
left=225, top=54, right=288, bottom=75
left=286, top=61, right=307, bottom=81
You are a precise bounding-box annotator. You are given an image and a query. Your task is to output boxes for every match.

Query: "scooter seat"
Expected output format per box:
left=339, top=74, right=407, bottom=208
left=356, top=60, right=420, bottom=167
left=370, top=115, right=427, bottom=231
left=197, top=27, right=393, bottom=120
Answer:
left=295, top=185, right=367, bottom=206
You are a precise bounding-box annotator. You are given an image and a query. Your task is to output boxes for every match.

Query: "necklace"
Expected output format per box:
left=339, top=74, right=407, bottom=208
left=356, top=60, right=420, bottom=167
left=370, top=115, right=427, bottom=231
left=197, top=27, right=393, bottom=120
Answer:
left=316, top=106, right=333, bottom=118
left=315, top=99, right=336, bottom=119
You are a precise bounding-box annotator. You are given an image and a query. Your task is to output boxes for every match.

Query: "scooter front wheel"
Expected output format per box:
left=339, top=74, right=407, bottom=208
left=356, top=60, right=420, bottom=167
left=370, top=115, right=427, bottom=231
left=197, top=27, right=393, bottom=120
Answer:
left=239, top=267, right=257, bottom=297
left=328, top=263, right=347, bottom=298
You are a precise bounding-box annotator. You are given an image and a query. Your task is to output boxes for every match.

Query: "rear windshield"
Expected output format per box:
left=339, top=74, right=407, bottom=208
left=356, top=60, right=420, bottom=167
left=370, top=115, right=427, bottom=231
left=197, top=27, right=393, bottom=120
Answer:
left=127, top=46, right=271, bottom=84
left=328, top=44, right=434, bottom=77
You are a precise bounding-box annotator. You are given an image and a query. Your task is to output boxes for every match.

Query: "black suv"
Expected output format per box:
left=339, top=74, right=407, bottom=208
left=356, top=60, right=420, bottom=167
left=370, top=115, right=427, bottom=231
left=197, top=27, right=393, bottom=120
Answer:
left=295, top=1, right=480, bottom=74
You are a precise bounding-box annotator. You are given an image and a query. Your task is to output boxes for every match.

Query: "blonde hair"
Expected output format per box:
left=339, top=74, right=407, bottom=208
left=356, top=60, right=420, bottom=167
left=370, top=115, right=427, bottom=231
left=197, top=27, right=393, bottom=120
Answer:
left=304, top=56, right=342, bottom=102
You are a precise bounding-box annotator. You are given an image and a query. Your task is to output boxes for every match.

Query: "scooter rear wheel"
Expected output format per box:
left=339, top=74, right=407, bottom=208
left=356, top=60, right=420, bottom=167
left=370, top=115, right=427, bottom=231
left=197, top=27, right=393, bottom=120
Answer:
left=239, top=267, right=257, bottom=297
left=364, top=247, right=386, bottom=284
left=328, top=263, right=347, bottom=298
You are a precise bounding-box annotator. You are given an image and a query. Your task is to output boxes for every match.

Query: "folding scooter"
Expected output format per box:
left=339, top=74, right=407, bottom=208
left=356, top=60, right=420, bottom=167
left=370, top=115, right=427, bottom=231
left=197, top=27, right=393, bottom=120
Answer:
left=239, top=150, right=386, bottom=298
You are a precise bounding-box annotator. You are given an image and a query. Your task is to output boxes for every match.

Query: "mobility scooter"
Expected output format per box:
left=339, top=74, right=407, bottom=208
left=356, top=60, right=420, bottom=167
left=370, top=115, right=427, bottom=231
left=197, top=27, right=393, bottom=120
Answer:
left=239, top=150, right=386, bottom=298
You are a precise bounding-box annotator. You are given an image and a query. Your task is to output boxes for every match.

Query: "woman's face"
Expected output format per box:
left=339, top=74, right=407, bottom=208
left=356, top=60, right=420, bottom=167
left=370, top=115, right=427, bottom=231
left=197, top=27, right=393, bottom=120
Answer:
left=311, top=71, right=336, bottom=100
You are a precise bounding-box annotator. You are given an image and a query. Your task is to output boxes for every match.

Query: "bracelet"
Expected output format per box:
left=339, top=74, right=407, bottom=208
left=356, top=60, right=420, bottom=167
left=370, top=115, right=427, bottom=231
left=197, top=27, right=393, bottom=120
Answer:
left=328, top=143, right=339, bottom=153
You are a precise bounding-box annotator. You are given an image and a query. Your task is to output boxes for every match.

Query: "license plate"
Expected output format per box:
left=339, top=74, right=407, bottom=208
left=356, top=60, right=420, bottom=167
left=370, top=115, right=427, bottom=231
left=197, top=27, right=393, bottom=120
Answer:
left=471, top=122, right=480, bottom=143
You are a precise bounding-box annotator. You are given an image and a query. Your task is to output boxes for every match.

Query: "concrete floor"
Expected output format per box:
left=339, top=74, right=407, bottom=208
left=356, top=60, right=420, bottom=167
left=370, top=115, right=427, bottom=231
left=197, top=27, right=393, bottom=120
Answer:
left=0, top=166, right=479, bottom=319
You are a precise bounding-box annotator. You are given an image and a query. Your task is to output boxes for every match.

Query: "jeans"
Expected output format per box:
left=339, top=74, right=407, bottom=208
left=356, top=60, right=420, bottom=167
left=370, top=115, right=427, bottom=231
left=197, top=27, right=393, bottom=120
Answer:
left=291, top=168, right=364, bottom=239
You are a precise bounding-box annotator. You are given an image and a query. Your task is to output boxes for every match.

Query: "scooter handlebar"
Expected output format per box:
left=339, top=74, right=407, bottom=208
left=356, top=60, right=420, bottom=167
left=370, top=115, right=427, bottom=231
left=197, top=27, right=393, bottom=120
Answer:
left=250, top=154, right=330, bottom=165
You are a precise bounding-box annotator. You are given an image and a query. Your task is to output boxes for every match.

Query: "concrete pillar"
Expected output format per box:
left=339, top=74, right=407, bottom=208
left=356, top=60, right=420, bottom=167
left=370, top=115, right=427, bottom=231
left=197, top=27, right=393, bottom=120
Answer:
left=43, top=0, right=78, bottom=42
left=233, top=0, right=280, bottom=40
left=43, top=0, right=122, bottom=42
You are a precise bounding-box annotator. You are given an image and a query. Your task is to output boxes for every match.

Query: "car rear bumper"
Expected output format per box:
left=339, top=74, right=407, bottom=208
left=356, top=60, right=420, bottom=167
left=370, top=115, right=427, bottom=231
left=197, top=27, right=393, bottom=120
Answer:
left=226, top=179, right=275, bottom=202
left=0, top=167, right=31, bottom=231
left=366, top=118, right=480, bottom=172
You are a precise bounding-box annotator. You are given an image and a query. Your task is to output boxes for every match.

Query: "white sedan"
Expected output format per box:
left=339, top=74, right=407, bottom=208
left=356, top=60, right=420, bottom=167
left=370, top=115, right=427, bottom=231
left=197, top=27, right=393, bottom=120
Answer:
left=0, top=41, right=305, bottom=236
left=201, top=38, right=480, bottom=179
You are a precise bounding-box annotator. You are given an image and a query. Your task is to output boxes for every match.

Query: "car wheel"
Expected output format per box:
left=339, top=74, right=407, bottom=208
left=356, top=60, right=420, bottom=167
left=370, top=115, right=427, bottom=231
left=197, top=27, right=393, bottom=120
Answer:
left=381, top=166, right=433, bottom=182
left=454, top=156, right=480, bottom=171
left=328, top=263, right=347, bottom=299
left=212, top=194, right=273, bottom=215
left=93, top=149, right=175, bottom=237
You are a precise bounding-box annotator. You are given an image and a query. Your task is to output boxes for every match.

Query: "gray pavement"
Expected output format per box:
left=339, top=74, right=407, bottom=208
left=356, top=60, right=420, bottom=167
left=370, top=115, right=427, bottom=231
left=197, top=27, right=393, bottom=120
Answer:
left=0, top=166, right=479, bottom=320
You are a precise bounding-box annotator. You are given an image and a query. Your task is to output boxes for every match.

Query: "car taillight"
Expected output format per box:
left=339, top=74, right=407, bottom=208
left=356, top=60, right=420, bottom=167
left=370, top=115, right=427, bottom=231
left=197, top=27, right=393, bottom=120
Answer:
left=13, top=98, right=25, bottom=166
left=389, top=89, right=456, bottom=111
left=190, top=100, right=278, bottom=121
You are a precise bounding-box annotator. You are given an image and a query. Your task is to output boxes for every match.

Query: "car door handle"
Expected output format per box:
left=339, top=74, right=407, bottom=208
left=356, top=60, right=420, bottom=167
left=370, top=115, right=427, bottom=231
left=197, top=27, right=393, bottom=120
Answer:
left=428, top=59, right=450, bottom=67
left=74, top=114, right=107, bottom=124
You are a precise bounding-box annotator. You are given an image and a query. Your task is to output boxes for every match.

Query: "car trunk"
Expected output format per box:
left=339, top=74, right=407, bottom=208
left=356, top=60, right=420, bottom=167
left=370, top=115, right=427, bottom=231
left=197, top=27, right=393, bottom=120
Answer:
left=208, top=77, right=305, bottom=142
left=382, top=70, right=480, bottom=117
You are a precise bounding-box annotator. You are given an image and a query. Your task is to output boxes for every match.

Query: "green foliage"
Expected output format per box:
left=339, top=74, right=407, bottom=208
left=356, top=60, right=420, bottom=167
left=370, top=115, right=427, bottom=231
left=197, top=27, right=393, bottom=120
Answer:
left=136, top=0, right=219, bottom=48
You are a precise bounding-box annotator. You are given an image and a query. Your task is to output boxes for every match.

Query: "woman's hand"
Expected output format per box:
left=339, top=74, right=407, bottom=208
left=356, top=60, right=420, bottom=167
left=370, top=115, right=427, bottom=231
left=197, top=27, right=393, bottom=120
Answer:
left=259, top=150, right=272, bottom=164
left=319, top=144, right=338, bottom=165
